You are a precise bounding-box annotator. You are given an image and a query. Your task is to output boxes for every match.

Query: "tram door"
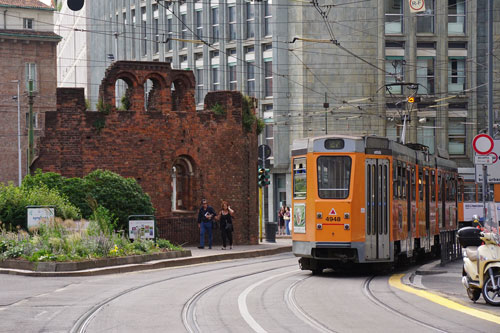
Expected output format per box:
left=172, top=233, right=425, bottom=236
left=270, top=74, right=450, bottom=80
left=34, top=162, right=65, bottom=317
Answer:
left=365, top=159, right=390, bottom=260
left=424, top=170, right=431, bottom=251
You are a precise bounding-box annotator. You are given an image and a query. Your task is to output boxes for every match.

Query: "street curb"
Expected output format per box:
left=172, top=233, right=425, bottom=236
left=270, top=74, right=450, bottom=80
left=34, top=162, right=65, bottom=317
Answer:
left=0, top=246, right=292, bottom=277
left=415, top=260, right=447, bottom=275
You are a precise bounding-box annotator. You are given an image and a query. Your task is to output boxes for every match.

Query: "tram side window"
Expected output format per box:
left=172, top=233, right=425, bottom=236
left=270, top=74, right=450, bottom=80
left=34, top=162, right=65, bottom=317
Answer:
left=402, top=165, right=407, bottom=199
left=431, top=170, right=436, bottom=202
left=411, top=168, right=416, bottom=201
left=418, top=169, right=423, bottom=202
left=317, top=156, right=352, bottom=199
left=293, top=158, right=307, bottom=199
left=463, top=183, right=475, bottom=201
left=393, top=161, right=398, bottom=199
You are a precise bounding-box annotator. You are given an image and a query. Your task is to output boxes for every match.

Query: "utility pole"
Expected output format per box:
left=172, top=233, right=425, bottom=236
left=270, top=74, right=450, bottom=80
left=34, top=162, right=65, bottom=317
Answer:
left=485, top=0, right=494, bottom=204
left=16, top=80, right=21, bottom=186
left=27, top=80, right=34, bottom=172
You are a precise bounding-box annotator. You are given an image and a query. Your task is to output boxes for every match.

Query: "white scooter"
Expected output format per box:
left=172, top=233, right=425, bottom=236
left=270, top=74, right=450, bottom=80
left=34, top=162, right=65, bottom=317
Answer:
left=459, top=206, right=500, bottom=306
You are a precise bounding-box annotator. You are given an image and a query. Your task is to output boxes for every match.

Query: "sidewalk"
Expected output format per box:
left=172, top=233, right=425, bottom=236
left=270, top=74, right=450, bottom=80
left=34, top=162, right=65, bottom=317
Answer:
left=405, top=259, right=500, bottom=315
left=0, top=238, right=292, bottom=277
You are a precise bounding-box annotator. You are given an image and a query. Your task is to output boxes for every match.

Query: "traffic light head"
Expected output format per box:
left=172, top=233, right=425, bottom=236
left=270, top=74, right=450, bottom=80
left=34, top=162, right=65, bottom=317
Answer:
left=258, top=168, right=270, bottom=187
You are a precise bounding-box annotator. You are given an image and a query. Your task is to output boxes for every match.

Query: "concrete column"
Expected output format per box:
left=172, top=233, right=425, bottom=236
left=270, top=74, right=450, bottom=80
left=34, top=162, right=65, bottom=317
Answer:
left=436, top=0, right=448, bottom=151
left=404, top=0, right=417, bottom=143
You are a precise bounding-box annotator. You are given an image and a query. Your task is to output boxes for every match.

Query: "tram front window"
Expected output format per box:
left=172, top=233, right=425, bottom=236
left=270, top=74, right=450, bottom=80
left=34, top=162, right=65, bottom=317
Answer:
left=317, top=156, right=352, bottom=199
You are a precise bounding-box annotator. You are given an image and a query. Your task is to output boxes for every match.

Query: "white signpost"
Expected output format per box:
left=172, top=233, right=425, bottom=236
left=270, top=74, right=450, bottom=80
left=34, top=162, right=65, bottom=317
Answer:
left=473, top=134, right=495, bottom=219
left=475, top=140, right=500, bottom=183
left=27, top=207, right=55, bottom=228
left=475, top=155, right=494, bottom=165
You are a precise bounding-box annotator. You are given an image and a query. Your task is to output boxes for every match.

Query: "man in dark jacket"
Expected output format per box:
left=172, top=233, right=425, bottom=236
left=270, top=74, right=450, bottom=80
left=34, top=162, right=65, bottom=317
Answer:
left=197, top=199, right=216, bottom=249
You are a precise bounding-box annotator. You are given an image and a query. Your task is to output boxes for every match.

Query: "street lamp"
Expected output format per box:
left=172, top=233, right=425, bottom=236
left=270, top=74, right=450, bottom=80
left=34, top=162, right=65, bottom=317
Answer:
left=10, top=80, right=21, bottom=186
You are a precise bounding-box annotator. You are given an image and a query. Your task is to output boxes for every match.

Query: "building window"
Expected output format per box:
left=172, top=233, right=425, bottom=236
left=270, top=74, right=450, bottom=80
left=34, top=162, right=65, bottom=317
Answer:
left=385, top=57, right=404, bottom=94
left=179, top=55, right=188, bottom=69
left=196, top=68, right=204, bottom=104
left=211, top=7, right=219, bottom=44
left=141, top=7, right=147, bottom=56
left=228, top=6, right=236, bottom=41
left=247, top=62, right=255, bottom=96
left=153, top=4, right=159, bottom=54
left=212, top=67, right=219, bottom=90
left=449, top=118, right=466, bottom=155
left=384, top=0, right=402, bottom=34
left=180, top=13, right=187, bottom=49
left=195, top=10, right=203, bottom=42
left=417, top=118, right=435, bottom=154
left=131, top=9, right=136, bottom=59
left=25, top=63, right=37, bottom=91
left=23, top=18, right=33, bottom=29
left=167, top=17, right=173, bottom=51
left=246, top=1, right=255, bottom=39
left=417, top=0, right=434, bottom=34
left=229, top=65, right=237, bottom=90
left=417, top=57, right=435, bottom=94
left=171, top=157, right=194, bottom=212
left=25, top=112, right=38, bottom=129
left=264, top=60, right=272, bottom=97
left=264, top=1, right=272, bottom=36
left=448, top=57, right=466, bottom=93
left=448, top=0, right=465, bottom=34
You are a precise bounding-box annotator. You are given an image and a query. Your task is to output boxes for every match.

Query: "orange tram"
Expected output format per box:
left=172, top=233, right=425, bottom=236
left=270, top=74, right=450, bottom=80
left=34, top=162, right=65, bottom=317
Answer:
left=291, top=135, right=459, bottom=273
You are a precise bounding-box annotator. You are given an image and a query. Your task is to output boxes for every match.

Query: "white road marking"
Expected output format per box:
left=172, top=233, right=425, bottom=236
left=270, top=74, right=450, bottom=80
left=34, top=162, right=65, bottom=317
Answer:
left=238, top=270, right=295, bottom=333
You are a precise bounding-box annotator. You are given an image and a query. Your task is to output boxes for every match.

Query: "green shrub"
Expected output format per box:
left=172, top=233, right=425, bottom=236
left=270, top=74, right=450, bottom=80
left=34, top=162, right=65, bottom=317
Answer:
left=84, top=170, right=155, bottom=231
left=23, top=170, right=154, bottom=232
left=211, top=103, right=226, bottom=116
left=0, top=183, right=80, bottom=230
left=156, top=238, right=182, bottom=251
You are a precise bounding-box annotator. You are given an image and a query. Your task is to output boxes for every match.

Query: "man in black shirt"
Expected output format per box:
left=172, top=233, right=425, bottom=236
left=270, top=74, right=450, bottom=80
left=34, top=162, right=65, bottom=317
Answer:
left=197, top=199, right=216, bottom=249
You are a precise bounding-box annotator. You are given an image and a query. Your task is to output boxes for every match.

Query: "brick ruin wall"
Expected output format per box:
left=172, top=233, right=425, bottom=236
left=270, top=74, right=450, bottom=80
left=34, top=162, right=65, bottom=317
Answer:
left=32, top=61, right=259, bottom=245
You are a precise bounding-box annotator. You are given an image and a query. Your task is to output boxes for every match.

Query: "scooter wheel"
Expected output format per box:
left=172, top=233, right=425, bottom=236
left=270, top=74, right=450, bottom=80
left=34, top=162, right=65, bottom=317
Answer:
left=482, top=272, right=500, bottom=306
left=467, top=287, right=481, bottom=302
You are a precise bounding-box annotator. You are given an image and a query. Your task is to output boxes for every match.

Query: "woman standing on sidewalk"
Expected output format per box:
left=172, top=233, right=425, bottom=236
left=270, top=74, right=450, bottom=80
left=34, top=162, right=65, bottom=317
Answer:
left=217, top=201, right=234, bottom=250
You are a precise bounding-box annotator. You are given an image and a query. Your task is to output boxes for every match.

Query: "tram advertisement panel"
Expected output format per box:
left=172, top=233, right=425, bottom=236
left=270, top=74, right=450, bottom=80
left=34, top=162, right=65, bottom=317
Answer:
left=293, top=203, right=306, bottom=233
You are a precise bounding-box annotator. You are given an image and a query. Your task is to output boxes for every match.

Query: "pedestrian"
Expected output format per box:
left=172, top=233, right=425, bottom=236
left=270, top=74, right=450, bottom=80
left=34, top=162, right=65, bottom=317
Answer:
left=278, top=204, right=286, bottom=235
left=197, top=199, right=216, bottom=249
left=217, top=200, right=235, bottom=250
left=284, top=206, right=291, bottom=235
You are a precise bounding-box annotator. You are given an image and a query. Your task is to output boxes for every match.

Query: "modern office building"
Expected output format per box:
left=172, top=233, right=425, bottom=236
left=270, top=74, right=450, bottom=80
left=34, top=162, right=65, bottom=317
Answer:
left=0, top=0, right=60, bottom=185
left=57, top=0, right=498, bottom=222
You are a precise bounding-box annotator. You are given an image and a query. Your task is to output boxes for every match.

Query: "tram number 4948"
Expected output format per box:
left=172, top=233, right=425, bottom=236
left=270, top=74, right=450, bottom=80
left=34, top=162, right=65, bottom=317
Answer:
left=325, top=216, right=342, bottom=222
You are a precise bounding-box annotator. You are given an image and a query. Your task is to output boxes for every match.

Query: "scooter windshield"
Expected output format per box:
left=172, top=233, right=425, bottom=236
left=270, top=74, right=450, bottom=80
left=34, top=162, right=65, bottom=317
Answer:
left=484, top=201, right=500, bottom=244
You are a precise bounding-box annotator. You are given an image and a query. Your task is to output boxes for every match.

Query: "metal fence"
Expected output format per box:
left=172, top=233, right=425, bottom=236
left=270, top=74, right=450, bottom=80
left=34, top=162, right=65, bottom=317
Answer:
left=156, top=216, right=222, bottom=246
left=440, top=230, right=461, bottom=266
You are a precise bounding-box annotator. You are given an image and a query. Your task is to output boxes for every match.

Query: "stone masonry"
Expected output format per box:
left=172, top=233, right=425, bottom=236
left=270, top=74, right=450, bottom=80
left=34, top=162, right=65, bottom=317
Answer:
left=33, top=61, right=259, bottom=245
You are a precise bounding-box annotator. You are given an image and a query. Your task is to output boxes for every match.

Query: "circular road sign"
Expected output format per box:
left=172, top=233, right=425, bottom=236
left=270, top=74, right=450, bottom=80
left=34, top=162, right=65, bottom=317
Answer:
left=258, top=144, right=272, bottom=159
left=473, top=134, right=494, bottom=155
left=410, top=0, right=425, bottom=12
left=490, top=152, right=499, bottom=164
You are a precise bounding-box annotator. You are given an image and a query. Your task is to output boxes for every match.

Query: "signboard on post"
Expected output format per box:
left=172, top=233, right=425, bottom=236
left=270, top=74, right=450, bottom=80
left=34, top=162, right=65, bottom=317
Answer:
left=27, top=206, right=55, bottom=228
left=475, top=155, right=494, bottom=165
left=476, top=140, right=500, bottom=183
left=128, top=215, right=155, bottom=240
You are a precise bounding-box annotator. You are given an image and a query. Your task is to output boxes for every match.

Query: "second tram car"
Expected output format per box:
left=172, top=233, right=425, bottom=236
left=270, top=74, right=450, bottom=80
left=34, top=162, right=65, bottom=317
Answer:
left=291, top=135, right=458, bottom=273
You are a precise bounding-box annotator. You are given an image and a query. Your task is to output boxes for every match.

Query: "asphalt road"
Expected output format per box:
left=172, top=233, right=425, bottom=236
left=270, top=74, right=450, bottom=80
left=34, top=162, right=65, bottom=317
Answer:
left=1, top=253, right=500, bottom=332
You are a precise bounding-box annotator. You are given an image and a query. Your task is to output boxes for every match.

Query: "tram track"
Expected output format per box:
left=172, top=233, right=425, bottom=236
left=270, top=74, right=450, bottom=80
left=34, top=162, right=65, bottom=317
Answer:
left=70, top=255, right=292, bottom=333
left=362, top=276, right=449, bottom=333
left=284, top=276, right=338, bottom=333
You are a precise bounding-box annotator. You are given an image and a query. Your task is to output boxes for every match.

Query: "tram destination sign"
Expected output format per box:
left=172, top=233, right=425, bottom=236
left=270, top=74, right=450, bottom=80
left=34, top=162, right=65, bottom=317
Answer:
left=475, top=140, right=500, bottom=183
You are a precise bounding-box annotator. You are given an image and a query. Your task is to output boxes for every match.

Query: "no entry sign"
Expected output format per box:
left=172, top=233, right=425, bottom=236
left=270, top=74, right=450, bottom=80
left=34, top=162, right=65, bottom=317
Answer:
left=473, top=134, right=494, bottom=155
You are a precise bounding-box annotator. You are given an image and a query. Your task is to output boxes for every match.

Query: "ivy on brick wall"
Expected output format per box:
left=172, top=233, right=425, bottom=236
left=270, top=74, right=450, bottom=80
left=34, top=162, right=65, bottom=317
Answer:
left=242, top=96, right=264, bottom=135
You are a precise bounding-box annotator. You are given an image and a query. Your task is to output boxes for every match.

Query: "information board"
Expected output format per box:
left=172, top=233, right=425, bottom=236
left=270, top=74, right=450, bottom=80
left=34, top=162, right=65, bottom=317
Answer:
left=129, top=220, right=155, bottom=240
left=27, top=207, right=55, bottom=228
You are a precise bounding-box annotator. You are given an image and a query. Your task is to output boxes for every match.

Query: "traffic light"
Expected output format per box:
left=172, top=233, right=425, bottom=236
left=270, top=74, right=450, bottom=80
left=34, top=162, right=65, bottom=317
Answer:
left=258, top=168, right=270, bottom=187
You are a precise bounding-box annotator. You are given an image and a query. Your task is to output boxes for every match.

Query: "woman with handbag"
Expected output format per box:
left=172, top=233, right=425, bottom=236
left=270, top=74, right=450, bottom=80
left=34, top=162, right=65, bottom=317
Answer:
left=217, top=201, right=234, bottom=250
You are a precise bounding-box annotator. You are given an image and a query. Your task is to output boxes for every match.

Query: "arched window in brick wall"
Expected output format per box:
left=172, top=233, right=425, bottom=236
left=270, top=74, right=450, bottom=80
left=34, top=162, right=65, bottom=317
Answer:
left=115, top=78, right=133, bottom=111
left=171, top=79, right=186, bottom=111
left=171, top=157, right=195, bottom=212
